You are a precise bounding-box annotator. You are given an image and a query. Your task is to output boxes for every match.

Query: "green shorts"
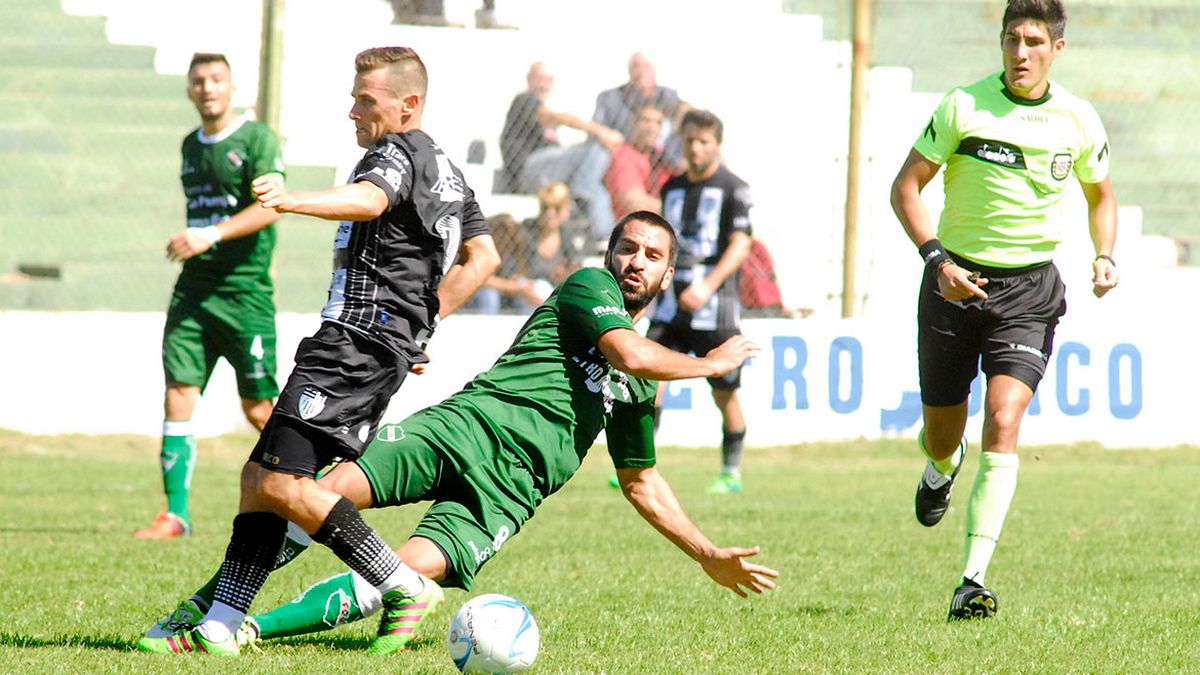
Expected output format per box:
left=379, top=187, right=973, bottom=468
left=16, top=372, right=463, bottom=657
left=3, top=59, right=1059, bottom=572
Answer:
left=356, top=404, right=540, bottom=591
left=162, top=290, right=279, bottom=400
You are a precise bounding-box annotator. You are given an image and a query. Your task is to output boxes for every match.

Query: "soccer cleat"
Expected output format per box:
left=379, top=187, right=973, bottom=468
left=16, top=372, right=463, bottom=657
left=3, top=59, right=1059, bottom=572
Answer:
left=133, top=511, right=192, bottom=539
left=914, top=438, right=967, bottom=527
left=705, top=473, right=743, bottom=495
left=367, top=578, right=445, bottom=656
left=144, top=598, right=206, bottom=639
left=135, top=627, right=239, bottom=656
left=947, top=577, right=999, bottom=621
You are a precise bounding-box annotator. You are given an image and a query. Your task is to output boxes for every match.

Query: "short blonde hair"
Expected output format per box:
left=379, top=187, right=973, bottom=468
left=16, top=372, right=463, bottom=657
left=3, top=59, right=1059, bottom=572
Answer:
left=537, top=182, right=571, bottom=213
left=354, top=46, right=428, bottom=96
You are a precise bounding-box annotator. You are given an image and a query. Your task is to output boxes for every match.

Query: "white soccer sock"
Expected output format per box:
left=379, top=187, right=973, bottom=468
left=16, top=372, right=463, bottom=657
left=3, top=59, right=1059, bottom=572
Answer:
left=197, top=601, right=245, bottom=643
left=351, top=570, right=384, bottom=615
left=376, top=562, right=425, bottom=598
left=961, top=451, right=1020, bottom=585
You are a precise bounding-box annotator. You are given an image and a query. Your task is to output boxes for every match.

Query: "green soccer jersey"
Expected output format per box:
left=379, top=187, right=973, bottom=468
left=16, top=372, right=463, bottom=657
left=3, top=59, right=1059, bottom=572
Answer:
left=914, top=72, right=1110, bottom=267
left=176, top=114, right=285, bottom=294
left=430, top=267, right=658, bottom=498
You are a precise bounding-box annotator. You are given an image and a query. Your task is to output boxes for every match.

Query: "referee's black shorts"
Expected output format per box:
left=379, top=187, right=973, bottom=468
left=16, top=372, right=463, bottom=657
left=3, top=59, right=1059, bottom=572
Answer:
left=250, top=322, right=409, bottom=477
left=917, top=252, right=1067, bottom=407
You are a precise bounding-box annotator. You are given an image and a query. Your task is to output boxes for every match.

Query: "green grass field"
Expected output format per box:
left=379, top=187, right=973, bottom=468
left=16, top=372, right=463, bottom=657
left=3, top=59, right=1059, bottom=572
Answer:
left=2, top=429, right=1199, bottom=673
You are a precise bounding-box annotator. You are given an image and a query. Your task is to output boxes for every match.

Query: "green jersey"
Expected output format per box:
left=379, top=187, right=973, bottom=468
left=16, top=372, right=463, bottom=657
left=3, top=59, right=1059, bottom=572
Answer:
left=914, top=72, right=1110, bottom=267
left=423, top=267, right=658, bottom=498
left=176, top=114, right=285, bottom=294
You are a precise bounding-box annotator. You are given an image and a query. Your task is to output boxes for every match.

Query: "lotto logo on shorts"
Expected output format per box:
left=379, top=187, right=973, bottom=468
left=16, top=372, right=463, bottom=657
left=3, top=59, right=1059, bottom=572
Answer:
left=297, top=387, right=328, bottom=420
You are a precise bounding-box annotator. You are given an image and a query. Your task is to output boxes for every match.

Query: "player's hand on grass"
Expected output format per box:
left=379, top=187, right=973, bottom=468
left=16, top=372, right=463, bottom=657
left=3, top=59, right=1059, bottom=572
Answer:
left=253, top=173, right=292, bottom=212
left=700, top=546, right=779, bottom=597
left=703, top=335, right=760, bottom=376
left=1091, top=256, right=1118, bottom=298
left=937, top=262, right=988, bottom=302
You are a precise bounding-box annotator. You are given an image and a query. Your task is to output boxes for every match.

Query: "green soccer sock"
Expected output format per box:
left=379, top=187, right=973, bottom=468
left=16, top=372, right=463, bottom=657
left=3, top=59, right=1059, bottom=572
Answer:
left=919, top=427, right=962, bottom=477
left=962, top=451, right=1020, bottom=585
left=161, top=420, right=197, bottom=524
left=191, top=521, right=314, bottom=608
left=254, top=571, right=382, bottom=640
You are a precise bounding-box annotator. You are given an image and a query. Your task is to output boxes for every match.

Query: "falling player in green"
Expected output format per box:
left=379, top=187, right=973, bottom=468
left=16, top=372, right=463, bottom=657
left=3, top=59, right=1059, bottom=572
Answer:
left=890, top=0, right=1118, bottom=619
left=141, top=212, right=778, bottom=656
left=135, top=53, right=286, bottom=540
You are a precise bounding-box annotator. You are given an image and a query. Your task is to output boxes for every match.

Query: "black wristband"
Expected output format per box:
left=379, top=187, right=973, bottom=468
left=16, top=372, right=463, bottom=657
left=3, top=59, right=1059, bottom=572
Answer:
left=918, top=238, right=952, bottom=269
left=1095, top=254, right=1116, bottom=267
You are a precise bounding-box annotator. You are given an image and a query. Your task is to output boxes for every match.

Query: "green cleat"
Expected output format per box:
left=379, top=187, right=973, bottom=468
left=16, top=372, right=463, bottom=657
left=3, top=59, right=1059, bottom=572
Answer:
left=135, top=627, right=239, bottom=656
left=706, top=473, right=743, bottom=495
left=367, top=578, right=445, bottom=656
left=144, top=597, right=206, bottom=639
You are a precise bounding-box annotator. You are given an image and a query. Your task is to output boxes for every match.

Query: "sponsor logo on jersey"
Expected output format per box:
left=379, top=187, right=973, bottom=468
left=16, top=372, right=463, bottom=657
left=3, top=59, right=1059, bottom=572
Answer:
left=1008, top=342, right=1047, bottom=359
left=592, top=305, right=627, bottom=318
left=227, top=150, right=244, bottom=168
left=1051, top=152, right=1073, bottom=181
left=956, top=137, right=1026, bottom=170
left=367, top=165, right=405, bottom=192
left=297, top=387, right=328, bottom=420
left=922, top=117, right=937, bottom=142
left=431, top=153, right=465, bottom=202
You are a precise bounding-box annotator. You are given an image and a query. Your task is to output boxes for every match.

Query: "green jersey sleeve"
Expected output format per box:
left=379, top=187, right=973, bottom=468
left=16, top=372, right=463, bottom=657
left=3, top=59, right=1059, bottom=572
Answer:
left=605, top=400, right=657, bottom=469
left=249, top=123, right=286, bottom=180
left=913, top=90, right=961, bottom=165
left=556, top=268, right=637, bottom=343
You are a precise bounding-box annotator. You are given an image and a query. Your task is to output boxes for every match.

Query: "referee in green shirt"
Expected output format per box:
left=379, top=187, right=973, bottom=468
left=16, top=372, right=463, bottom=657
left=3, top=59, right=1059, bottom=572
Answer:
left=890, top=0, right=1118, bottom=620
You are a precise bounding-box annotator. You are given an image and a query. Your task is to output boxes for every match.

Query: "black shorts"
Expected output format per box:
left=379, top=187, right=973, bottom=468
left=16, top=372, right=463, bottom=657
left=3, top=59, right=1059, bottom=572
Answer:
left=646, top=322, right=742, bottom=390
left=249, top=322, right=409, bottom=476
left=917, top=254, right=1067, bottom=407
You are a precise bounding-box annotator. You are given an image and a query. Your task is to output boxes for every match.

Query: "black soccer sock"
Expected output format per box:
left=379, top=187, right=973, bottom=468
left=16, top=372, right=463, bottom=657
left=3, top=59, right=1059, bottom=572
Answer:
left=212, top=512, right=288, bottom=613
left=721, top=428, right=747, bottom=475
left=312, top=497, right=404, bottom=589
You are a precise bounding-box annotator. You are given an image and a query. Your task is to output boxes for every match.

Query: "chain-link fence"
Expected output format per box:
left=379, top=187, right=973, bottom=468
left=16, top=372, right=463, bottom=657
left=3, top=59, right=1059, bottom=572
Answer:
left=3, top=0, right=1197, bottom=313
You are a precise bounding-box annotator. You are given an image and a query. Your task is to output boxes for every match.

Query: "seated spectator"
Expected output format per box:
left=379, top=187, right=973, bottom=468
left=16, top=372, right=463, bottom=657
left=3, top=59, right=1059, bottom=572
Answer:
left=593, top=53, right=686, bottom=167
left=499, top=62, right=622, bottom=241
left=388, top=0, right=514, bottom=28
left=604, top=105, right=675, bottom=219
left=520, top=183, right=579, bottom=293
left=739, top=238, right=814, bottom=319
left=471, top=213, right=541, bottom=314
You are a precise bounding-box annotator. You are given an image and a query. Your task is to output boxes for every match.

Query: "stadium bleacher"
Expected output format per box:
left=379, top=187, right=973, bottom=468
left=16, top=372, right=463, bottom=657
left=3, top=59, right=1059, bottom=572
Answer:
left=3, top=0, right=1197, bottom=314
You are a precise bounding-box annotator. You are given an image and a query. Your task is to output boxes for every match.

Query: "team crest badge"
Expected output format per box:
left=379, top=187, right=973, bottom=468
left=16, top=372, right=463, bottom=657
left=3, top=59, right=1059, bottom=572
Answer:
left=1051, top=152, right=1073, bottom=181
left=297, top=387, right=328, bottom=420
left=227, top=150, right=244, bottom=168
left=376, top=424, right=405, bottom=442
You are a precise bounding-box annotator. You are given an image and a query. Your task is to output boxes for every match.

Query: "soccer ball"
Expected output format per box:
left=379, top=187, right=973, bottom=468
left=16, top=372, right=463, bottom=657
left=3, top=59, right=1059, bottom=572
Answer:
left=447, top=593, right=539, bottom=673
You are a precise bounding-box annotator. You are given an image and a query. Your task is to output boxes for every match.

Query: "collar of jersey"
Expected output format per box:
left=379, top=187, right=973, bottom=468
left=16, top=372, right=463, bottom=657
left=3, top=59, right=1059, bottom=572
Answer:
left=197, top=112, right=251, bottom=144
left=996, top=73, right=1052, bottom=107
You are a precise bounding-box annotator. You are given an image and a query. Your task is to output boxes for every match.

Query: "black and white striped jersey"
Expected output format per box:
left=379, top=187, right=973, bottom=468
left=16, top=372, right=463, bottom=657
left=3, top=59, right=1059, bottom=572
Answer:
left=653, top=165, right=754, bottom=331
left=321, top=130, right=488, bottom=363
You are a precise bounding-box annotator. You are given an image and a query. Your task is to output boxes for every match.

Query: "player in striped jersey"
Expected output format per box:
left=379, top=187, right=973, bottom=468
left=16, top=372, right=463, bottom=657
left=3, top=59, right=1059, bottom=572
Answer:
left=890, top=0, right=1118, bottom=620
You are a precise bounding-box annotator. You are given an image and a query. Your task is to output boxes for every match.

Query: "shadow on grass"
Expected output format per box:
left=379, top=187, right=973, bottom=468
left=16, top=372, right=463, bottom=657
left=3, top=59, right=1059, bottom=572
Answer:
left=273, top=633, right=441, bottom=652
left=0, top=632, right=135, bottom=651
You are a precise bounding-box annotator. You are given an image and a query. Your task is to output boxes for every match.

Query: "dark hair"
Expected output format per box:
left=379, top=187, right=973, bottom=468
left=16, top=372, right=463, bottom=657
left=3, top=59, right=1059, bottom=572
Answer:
left=188, top=52, right=230, bottom=73
left=355, top=46, right=429, bottom=96
left=1002, top=0, right=1066, bottom=40
left=680, top=108, right=724, bottom=143
left=606, top=210, right=679, bottom=268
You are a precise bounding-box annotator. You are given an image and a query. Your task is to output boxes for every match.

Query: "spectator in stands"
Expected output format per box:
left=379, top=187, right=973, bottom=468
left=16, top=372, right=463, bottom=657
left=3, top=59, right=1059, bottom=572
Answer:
left=388, top=0, right=514, bottom=29
left=472, top=213, right=542, bottom=314
left=648, top=109, right=754, bottom=496
left=520, top=182, right=580, bottom=295
left=134, top=52, right=286, bottom=540
left=499, top=62, right=622, bottom=242
left=604, top=105, right=675, bottom=220
left=594, top=53, right=686, bottom=166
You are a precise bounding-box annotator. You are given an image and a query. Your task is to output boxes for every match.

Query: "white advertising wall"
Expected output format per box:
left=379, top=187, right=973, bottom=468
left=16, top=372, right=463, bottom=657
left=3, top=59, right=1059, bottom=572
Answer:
left=0, top=311, right=1170, bottom=448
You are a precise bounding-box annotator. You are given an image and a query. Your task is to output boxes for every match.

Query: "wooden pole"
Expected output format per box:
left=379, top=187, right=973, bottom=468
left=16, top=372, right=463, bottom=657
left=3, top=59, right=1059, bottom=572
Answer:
left=842, top=0, right=872, bottom=318
left=257, top=0, right=285, bottom=131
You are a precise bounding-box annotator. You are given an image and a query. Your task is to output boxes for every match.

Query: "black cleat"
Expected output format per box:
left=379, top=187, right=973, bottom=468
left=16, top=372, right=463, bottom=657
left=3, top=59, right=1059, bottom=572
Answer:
left=947, top=577, right=998, bottom=621
left=914, top=438, right=966, bottom=527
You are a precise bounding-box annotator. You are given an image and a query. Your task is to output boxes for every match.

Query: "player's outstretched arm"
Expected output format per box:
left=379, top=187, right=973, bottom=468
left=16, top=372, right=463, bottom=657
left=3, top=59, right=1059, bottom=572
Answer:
left=599, top=329, right=759, bottom=382
left=615, top=466, right=779, bottom=597
left=252, top=174, right=389, bottom=222
left=1082, top=176, right=1119, bottom=298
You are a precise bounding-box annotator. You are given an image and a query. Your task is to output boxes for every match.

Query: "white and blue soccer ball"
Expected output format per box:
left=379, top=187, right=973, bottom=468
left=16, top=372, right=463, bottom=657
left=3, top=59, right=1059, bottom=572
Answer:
left=447, top=593, right=539, bottom=673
